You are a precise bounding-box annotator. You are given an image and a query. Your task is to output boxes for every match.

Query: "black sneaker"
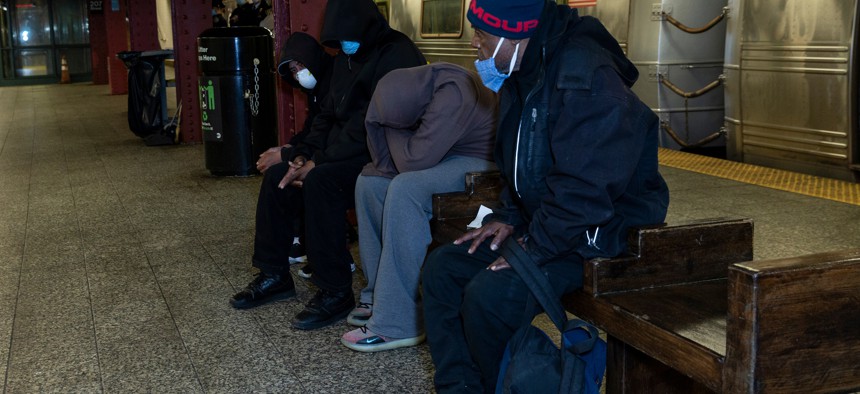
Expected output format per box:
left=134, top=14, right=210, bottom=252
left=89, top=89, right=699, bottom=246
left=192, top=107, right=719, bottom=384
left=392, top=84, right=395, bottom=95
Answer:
left=289, top=241, right=307, bottom=264
left=292, top=289, right=355, bottom=330
left=297, top=263, right=353, bottom=279
left=230, top=272, right=296, bottom=309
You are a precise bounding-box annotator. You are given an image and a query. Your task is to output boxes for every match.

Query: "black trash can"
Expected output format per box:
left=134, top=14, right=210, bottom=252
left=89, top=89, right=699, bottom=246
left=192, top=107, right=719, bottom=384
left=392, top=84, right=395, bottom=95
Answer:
left=118, top=49, right=175, bottom=146
left=197, top=26, right=277, bottom=176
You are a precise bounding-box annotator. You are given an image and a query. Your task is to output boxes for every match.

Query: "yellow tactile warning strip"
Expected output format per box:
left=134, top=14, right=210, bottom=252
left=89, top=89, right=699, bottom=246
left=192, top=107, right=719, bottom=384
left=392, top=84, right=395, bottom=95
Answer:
left=658, top=148, right=860, bottom=206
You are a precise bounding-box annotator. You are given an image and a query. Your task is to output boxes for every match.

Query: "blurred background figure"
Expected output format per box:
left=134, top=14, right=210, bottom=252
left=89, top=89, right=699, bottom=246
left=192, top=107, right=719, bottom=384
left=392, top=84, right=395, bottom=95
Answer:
left=212, top=0, right=228, bottom=27
left=229, top=0, right=261, bottom=26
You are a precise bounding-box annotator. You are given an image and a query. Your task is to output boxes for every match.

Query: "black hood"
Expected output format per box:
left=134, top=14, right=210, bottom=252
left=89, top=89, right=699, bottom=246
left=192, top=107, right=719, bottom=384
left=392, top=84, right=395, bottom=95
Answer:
left=320, top=0, right=390, bottom=57
left=569, top=15, right=638, bottom=86
left=277, top=32, right=331, bottom=90
left=515, top=2, right=638, bottom=90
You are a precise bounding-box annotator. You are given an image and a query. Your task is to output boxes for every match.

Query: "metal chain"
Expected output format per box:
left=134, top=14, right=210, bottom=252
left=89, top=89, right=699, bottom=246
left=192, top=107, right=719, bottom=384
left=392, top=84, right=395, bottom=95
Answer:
left=250, top=58, right=260, bottom=116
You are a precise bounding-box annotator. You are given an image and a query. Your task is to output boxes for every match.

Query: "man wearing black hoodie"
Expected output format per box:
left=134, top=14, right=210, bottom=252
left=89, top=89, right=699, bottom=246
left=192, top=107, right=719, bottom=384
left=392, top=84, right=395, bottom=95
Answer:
left=257, top=32, right=332, bottom=173
left=253, top=32, right=333, bottom=271
left=230, top=0, right=426, bottom=331
left=421, top=0, right=669, bottom=392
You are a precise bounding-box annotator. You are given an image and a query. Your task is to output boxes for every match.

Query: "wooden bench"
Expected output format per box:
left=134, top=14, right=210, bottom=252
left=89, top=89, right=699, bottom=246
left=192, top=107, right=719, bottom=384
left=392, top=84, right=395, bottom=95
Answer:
left=431, top=171, right=860, bottom=393
left=566, top=243, right=860, bottom=393
left=431, top=171, right=503, bottom=245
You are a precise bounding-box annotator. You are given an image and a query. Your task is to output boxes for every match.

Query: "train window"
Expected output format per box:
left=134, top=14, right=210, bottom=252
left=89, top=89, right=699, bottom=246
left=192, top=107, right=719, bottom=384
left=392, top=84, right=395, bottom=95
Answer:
left=375, top=1, right=389, bottom=21
left=420, top=0, right=463, bottom=38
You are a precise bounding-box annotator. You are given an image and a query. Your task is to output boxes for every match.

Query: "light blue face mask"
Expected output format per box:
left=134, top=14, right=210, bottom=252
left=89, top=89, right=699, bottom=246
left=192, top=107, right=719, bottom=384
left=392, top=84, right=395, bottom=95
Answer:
left=341, top=41, right=360, bottom=55
left=474, top=37, right=519, bottom=93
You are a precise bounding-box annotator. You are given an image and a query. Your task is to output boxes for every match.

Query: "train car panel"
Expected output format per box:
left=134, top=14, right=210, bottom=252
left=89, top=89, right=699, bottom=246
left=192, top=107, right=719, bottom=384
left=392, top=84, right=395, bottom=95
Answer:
left=384, top=0, right=477, bottom=70
left=628, top=0, right=728, bottom=151
left=577, top=0, right=631, bottom=54
left=724, top=0, right=743, bottom=161
left=729, top=0, right=859, bottom=181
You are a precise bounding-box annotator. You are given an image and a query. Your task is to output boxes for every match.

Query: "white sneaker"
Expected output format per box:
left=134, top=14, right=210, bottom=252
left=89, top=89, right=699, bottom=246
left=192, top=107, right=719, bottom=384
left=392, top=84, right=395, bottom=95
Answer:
left=297, top=264, right=313, bottom=279
left=296, top=262, right=354, bottom=280
left=288, top=239, right=306, bottom=264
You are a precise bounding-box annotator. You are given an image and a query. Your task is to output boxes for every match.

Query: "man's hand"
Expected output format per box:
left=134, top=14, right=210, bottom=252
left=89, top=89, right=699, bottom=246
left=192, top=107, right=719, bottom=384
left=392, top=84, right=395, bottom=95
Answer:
left=454, top=221, right=514, bottom=254
left=278, top=157, right=315, bottom=189
left=485, top=237, right=527, bottom=271
left=257, top=144, right=290, bottom=173
left=487, top=256, right=511, bottom=271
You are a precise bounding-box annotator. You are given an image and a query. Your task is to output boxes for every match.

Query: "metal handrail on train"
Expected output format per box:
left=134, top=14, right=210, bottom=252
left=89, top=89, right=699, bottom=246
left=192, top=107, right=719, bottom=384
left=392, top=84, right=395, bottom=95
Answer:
left=658, top=74, right=726, bottom=148
left=661, top=7, right=729, bottom=34
left=658, top=75, right=723, bottom=99
left=661, top=122, right=725, bottom=149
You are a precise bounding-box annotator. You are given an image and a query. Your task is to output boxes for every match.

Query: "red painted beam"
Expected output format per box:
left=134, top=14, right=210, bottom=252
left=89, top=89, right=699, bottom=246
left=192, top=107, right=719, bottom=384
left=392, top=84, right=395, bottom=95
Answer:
left=273, top=0, right=326, bottom=144
left=127, top=0, right=160, bottom=51
left=88, top=12, right=109, bottom=85
left=171, top=0, right=210, bottom=144
left=105, top=0, right=129, bottom=94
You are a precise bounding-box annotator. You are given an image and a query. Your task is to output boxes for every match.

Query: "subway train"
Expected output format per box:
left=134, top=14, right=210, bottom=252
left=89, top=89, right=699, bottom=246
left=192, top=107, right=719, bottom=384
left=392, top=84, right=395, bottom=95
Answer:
left=377, top=0, right=860, bottom=182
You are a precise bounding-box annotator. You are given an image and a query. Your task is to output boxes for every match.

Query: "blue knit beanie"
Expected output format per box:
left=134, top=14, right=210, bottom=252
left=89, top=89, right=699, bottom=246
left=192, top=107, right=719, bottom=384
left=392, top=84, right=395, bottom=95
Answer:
left=467, top=0, right=544, bottom=39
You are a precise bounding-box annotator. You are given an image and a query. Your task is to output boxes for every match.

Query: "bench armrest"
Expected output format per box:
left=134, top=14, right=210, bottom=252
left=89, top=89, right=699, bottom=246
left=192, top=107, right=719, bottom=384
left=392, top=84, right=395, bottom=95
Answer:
left=724, top=249, right=860, bottom=393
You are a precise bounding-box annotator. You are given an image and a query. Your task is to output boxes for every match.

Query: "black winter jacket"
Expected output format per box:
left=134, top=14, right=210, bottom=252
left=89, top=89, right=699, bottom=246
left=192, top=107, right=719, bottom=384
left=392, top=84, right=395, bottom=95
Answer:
left=489, top=3, right=669, bottom=266
left=290, top=0, right=426, bottom=167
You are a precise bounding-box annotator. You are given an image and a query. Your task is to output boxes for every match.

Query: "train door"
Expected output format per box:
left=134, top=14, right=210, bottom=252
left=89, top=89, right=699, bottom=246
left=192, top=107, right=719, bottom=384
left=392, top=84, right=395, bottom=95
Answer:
left=384, top=0, right=474, bottom=69
left=0, top=0, right=91, bottom=86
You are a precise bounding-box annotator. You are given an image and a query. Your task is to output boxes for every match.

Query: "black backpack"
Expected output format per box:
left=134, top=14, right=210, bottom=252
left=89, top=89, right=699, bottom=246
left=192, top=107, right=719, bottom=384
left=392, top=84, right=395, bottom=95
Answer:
left=496, top=242, right=607, bottom=394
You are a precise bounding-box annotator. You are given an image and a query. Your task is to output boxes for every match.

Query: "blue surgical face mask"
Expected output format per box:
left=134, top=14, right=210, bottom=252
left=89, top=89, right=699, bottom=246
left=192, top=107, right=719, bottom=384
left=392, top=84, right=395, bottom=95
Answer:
left=341, top=40, right=360, bottom=55
left=474, top=37, right=519, bottom=93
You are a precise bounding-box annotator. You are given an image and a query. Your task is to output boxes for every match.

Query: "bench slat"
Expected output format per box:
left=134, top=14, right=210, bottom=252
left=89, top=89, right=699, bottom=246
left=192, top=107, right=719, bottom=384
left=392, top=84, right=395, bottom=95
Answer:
left=567, top=280, right=727, bottom=391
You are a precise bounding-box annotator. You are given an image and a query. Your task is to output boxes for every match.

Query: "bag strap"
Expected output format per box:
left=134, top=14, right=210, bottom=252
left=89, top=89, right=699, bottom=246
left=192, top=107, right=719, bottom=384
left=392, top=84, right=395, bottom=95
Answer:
left=499, top=240, right=568, bottom=332
left=500, top=240, right=596, bottom=393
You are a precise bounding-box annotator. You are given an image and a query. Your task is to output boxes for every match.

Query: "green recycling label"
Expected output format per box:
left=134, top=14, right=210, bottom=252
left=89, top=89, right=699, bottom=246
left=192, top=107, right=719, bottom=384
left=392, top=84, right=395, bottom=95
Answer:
left=198, top=77, right=223, bottom=142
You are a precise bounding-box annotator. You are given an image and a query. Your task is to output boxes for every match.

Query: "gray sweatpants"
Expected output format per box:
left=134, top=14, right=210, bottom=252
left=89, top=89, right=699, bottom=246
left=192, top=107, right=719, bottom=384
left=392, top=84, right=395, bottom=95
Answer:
left=355, top=155, right=496, bottom=339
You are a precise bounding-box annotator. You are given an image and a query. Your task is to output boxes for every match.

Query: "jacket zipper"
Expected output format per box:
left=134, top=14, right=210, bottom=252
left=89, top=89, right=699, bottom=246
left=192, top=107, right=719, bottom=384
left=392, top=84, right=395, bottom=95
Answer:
left=512, top=46, right=547, bottom=199
left=513, top=108, right=537, bottom=199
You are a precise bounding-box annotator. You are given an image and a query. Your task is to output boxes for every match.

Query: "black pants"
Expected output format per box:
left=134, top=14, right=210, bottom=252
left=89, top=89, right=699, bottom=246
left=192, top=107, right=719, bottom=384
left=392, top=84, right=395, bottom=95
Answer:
left=252, top=160, right=362, bottom=292
left=421, top=241, right=583, bottom=393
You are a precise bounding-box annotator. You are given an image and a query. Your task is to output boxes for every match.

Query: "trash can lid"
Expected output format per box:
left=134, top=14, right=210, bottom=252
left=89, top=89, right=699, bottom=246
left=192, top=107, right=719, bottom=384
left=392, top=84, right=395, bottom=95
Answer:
left=140, top=50, right=173, bottom=59
left=198, top=26, right=273, bottom=39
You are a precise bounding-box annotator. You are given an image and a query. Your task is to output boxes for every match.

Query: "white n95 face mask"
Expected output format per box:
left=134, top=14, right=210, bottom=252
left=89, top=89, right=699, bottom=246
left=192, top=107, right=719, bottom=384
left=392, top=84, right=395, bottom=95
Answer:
left=296, top=69, right=317, bottom=90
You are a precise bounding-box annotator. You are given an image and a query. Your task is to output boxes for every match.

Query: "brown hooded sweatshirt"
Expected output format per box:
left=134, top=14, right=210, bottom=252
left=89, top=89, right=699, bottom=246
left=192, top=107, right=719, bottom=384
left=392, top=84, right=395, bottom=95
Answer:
left=362, top=62, right=498, bottom=178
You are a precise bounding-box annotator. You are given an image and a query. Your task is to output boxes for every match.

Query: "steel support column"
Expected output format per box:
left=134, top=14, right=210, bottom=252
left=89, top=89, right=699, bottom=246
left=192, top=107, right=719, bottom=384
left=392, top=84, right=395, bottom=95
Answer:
left=171, top=0, right=210, bottom=143
left=105, top=0, right=129, bottom=94
left=128, top=1, right=160, bottom=51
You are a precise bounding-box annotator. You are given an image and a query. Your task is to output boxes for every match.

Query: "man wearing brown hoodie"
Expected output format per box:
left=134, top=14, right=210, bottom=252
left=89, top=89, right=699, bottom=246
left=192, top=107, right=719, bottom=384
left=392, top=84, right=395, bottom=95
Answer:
left=340, top=63, right=497, bottom=352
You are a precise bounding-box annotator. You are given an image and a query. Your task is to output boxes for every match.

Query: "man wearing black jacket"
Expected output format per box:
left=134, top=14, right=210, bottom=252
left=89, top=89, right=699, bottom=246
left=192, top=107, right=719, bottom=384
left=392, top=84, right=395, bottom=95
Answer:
left=254, top=32, right=334, bottom=272
left=230, top=0, right=426, bottom=332
left=421, top=0, right=669, bottom=392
